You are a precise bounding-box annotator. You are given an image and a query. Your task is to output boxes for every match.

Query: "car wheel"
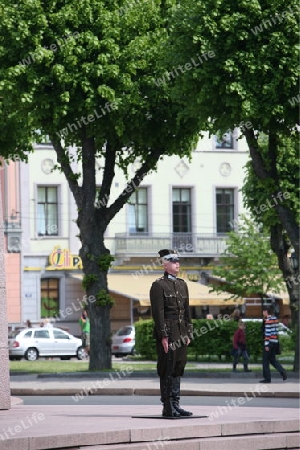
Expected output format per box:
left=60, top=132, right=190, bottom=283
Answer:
left=130, top=346, right=136, bottom=356
left=25, top=348, right=39, bottom=361
left=77, top=346, right=87, bottom=360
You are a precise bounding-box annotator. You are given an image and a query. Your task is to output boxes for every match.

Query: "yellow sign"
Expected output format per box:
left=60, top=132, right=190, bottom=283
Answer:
left=46, top=246, right=83, bottom=270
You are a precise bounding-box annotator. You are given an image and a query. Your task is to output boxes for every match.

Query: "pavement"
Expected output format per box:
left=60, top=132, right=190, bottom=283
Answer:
left=1, top=363, right=299, bottom=450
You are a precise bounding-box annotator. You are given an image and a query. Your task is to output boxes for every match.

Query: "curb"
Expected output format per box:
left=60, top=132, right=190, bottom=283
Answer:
left=10, top=388, right=299, bottom=398
left=11, top=371, right=297, bottom=380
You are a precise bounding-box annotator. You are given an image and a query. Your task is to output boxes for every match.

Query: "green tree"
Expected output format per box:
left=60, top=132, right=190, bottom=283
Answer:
left=210, top=216, right=285, bottom=303
left=163, top=0, right=299, bottom=370
left=0, top=0, right=199, bottom=370
left=242, top=134, right=300, bottom=370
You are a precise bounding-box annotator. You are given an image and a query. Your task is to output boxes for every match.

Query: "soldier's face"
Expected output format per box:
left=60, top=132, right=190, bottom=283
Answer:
left=165, top=260, right=180, bottom=275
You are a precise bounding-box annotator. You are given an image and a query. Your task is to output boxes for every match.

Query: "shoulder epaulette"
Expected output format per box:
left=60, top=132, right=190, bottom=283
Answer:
left=154, top=276, right=164, bottom=282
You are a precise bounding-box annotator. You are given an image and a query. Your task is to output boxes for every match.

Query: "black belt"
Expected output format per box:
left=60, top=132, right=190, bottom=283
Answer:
left=165, top=314, right=184, bottom=322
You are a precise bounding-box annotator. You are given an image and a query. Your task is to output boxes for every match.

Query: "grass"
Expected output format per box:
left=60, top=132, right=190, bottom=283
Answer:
left=9, top=360, right=158, bottom=374
left=10, top=356, right=294, bottom=374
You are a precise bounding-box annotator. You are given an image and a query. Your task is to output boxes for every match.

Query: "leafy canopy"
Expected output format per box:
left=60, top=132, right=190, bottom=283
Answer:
left=164, top=0, right=299, bottom=136
left=210, top=216, right=285, bottom=299
left=0, top=0, right=199, bottom=166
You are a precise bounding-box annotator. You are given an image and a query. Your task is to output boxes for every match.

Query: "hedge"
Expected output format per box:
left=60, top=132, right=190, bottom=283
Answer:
left=134, top=319, right=295, bottom=362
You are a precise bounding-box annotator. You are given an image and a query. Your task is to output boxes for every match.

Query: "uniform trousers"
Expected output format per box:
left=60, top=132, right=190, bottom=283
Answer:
left=262, top=342, right=285, bottom=381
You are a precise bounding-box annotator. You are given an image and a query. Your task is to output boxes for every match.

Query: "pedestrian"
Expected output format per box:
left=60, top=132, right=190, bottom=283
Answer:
left=260, top=304, right=287, bottom=383
left=44, top=318, right=53, bottom=328
left=149, top=249, right=193, bottom=418
left=79, top=309, right=90, bottom=356
left=25, top=319, right=32, bottom=328
left=232, top=320, right=251, bottom=372
left=231, top=308, right=241, bottom=322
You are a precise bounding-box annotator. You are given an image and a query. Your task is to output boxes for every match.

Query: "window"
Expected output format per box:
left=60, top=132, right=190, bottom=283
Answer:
left=128, top=188, right=148, bottom=233
left=216, top=188, right=234, bottom=233
left=172, top=188, right=191, bottom=233
left=172, top=188, right=192, bottom=250
left=33, top=330, right=50, bottom=339
left=41, top=278, right=59, bottom=318
left=53, top=329, right=69, bottom=340
left=23, top=331, right=32, bottom=338
left=214, top=131, right=234, bottom=149
left=37, top=187, right=58, bottom=236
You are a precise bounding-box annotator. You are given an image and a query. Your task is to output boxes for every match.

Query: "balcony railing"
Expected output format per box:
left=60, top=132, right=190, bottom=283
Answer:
left=115, top=233, right=228, bottom=257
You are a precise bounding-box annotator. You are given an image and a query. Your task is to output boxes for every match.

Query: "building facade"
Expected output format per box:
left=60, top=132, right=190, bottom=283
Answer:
left=3, top=130, right=288, bottom=336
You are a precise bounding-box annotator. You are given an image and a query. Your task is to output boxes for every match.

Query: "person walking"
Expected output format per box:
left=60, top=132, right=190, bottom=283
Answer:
left=232, top=320, right=251, bottom=372
left=79, top=309, right=90, bottom=356
left=260, top=304, right=287, bottom=383
left=149, top=249, right=193, bottom=418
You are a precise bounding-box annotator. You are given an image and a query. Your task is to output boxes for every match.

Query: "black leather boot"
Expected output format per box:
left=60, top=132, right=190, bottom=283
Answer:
left=171, top=377, right=193, bottom=416
left=243, top=364, right=252, bottom=372
left=161, top=377, right=180, bottom=417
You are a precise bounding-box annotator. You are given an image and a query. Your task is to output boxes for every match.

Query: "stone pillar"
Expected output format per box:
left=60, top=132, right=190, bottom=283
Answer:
left=0, top=184, right=11, bottom=410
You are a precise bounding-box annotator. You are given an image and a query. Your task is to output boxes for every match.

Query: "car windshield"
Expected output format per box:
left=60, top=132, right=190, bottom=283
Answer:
left=116, top=326, right=132, bottom=336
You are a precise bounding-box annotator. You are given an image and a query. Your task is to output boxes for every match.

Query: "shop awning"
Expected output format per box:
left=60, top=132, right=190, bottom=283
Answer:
left=68, top=274, right=290, bottom=306
left=106, top=274, right=244, bottom=307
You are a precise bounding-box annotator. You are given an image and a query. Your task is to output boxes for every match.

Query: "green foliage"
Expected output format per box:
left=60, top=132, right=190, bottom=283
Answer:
left=82, top=274, right=98, bottom=289
left=95, top=289, right=114, bottom=307
left=0, top=0, right=199, bottom=163
left=210, top=215, right=285, bottom=299
left=134, top=318, right=267, bottom=362
left=134, top=319, right=156, bottom=359
left=97, top=254, right=115, bottom=271
left=242, top=133, right=300, bottom=227
left=280, top=334, right=295, bottom=353
left=166, top=0, right=298, bottom=136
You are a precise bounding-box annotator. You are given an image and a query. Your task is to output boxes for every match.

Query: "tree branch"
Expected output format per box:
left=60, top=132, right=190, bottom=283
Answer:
left=50, top=136, right=82, bottom=209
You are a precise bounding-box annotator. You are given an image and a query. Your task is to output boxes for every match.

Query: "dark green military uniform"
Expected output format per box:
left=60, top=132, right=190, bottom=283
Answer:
left=150, top=272, right=193, bottom=377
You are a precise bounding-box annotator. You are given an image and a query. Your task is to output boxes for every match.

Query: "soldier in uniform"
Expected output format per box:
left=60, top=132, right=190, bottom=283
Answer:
left=149, top=249, right=193, bottom=418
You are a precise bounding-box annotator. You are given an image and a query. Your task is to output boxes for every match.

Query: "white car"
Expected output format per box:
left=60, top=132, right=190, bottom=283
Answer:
left=111, top=325, right=135, bottom=357
left=8, top=327, right=85, bottom=361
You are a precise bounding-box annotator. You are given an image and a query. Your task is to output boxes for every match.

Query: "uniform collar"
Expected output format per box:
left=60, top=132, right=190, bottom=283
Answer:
left=164, top=271, right=177, bottom=281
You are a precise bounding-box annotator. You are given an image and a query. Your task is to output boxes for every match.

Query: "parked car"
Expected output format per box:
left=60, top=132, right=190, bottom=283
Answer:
left=242, top=319, right=292, bottom=336
left=111, top=325, right=135, bottom=357
left=8, top=327, right=85, bottom=361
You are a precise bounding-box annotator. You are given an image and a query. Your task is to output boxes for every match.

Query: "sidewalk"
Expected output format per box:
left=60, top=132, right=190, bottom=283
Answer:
left=3, top=367, right=300, bottom=450
left=10, top=370, right=300, bottom=398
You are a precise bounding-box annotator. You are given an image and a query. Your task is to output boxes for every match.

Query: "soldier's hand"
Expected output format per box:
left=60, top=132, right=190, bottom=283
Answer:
left=186, top=338, right=190, bottom=346
left=162, top=337, right=169, bottom=353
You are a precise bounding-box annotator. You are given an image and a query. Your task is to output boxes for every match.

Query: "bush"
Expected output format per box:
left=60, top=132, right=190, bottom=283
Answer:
left=135, top=319, right=156, bottom=359
left=134, top=318, right=294, bottom=362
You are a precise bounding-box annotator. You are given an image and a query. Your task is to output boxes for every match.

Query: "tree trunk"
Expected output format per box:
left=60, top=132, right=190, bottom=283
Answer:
left=244, top=129, right=299, bottom=256
left=244, top=129, right=299, bottom=373
left=270, top=225, right=299, bottom=372
left=79, top=222, right=113, bottom=370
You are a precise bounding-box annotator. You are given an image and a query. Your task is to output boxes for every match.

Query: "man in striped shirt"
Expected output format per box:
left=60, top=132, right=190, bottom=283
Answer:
left=260, top=304, right=287, bottom=383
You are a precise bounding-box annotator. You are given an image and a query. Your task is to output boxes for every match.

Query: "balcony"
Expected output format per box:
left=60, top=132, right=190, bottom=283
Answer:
left=115, top=233, right=228, bottom=258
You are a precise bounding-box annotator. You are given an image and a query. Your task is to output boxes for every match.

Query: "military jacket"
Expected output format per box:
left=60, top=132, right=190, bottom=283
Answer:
left=149, top=272, right=193, bottom=342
